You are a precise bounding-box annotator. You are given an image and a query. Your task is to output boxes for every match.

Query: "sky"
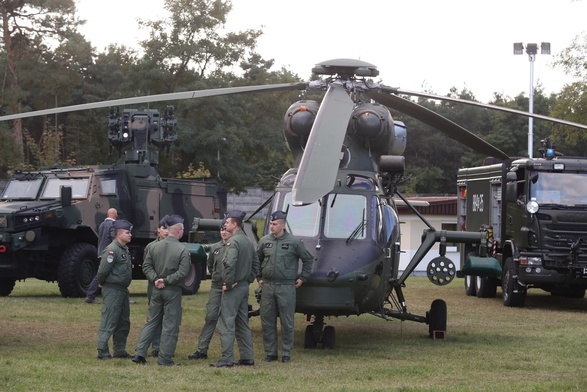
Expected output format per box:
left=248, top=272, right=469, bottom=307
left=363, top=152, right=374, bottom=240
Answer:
left=76, top=0, right=587, bottom=103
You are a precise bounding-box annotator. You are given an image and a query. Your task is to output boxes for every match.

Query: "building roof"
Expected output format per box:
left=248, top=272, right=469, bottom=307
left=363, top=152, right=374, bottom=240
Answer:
left=397, top=196, right=457, bottom=216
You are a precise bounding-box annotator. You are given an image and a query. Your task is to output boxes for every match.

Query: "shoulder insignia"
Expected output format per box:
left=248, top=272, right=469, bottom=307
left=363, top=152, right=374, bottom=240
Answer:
left=213, top=249, right=220, bottom=255
left=107, top=255, right=114, bottom=263
left=108, top=251, right=114, bottom=255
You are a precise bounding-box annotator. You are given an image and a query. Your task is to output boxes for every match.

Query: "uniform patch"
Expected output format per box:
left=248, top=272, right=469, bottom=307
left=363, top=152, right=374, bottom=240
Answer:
left=265, top=243, right=273, bottom=248
left=213, top=249, right=220, bottom=255
left=107, top=255, right=114, bottom=263
left=281, top=243, right=290, bottom=250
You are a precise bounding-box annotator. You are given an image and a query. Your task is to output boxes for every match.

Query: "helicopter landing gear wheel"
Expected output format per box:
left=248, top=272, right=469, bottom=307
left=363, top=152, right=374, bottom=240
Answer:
left=322, top=326, right=335, bottom=349
left=304, top=325, right=317, bottom=349
left=427, top=299, right=447, bottom=339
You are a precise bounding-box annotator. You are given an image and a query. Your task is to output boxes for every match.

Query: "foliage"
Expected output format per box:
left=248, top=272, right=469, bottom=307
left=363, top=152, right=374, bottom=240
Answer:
left=176, top=162, right=211, bottom=178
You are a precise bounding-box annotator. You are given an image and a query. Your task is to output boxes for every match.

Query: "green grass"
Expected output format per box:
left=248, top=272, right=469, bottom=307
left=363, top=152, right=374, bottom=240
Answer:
left=2, top=277, right=587, bottom=391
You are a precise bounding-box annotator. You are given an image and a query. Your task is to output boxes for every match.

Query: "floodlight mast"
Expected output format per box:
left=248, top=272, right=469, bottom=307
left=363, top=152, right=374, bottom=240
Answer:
left=513, top=42, right=550, bottom=158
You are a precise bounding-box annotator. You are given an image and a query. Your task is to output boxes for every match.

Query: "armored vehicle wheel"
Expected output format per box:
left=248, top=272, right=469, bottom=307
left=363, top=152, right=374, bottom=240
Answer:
left=0, top=278, right=16, bottom=296
left=476, top=276, right=497, bottom=298
left=502, top=257, right=526, bottom=307
left=322, top=326, right=335, bottom=349
left=464, top=275, right=476, bottom=296
left=58, top=243, right=98, bottom=298
left=181, top=262, right=203, bottom=295
left=304, top=325, right=317, bottom=349
left=428, top=299, right=447, bottom=339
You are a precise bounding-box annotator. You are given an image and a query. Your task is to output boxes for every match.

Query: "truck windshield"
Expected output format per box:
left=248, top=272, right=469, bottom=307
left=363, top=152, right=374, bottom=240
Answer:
left=40, top=178, right=90, bottom=199
left=1, top=178, right=43, bottom=200
left=530, top=172, right=587, bottom=206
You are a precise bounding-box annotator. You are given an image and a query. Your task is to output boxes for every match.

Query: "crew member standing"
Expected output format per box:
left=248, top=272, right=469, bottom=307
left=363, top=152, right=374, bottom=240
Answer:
left=257, top=210, right=314, bottom=363
left=188, top=220, right=232, bottom=360
left=132, top=215, right=190, bottom=366
left=86, top=208, right=118, bottom=304
left=96, top=219, right=133, bottom=360
left=210, top=210, right=259, bottom=368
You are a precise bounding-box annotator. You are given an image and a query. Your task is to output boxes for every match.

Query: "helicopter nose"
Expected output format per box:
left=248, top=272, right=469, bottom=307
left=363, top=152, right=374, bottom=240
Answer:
left=327, top=269, right=339, bottom=282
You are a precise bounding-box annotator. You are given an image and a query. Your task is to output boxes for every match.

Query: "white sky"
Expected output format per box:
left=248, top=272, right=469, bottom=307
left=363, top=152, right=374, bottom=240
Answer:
left=76, top=0, right=587, bottom=103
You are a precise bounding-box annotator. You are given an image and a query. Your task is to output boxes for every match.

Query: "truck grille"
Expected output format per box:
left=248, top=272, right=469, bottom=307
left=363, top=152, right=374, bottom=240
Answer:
left=540, top=221, right=587, bottom=268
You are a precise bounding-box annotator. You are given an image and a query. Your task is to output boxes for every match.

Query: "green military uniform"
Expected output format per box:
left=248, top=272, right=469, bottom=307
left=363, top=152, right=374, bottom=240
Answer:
left=134, top=235, right=190, bottom=365
left=143, top=238, right=162, bottom=354
left=257, top=231, right=313, bottom=359
left=217, top=230, right=260, bottom=366
left=193, top=240, right=226, bottom=355
left=96, top=238, right=132, bottom=358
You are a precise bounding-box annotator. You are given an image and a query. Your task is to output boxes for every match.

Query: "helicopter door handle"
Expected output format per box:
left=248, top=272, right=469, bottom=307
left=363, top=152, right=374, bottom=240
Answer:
left=385, top=248, right=392, bottom=259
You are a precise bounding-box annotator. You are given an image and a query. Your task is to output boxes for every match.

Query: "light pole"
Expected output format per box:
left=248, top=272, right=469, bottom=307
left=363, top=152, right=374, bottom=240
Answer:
left=513, top=42, right=550, bottom=158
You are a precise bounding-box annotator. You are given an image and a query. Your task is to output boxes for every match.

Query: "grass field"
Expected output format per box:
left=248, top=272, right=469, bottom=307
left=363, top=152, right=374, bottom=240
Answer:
left=1, top=277, right=587, bottom=391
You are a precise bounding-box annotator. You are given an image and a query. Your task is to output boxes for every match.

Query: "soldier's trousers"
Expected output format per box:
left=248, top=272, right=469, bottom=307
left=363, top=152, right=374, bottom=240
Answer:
left=260, top=282, right=296, bottom=357
left=97, top=286, right=130, bottom=357
left=197, top=286, right=222, bottom=355
left=147, top=281, right=161, bottom=351
left=218, top=283, right=254, bottom=364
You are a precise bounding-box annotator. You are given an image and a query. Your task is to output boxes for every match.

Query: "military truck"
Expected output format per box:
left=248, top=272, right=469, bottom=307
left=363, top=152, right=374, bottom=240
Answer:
left=456, top=140, right=587, bottom=306
left=0, top=106, right=225, bottom=297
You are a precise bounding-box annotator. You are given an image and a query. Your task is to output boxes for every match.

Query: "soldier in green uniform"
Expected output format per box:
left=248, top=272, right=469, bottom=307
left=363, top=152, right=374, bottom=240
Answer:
left=143, top=215, right=169, bottom=357
left=210, top=210, right=260, bottom=368
left=188, top=220, right=232, bottom=360
left=132, top=215, right=190, bottom=366
left=96, top=219, right=133, bottom=360
left=257, top=211, right=314, bottom=363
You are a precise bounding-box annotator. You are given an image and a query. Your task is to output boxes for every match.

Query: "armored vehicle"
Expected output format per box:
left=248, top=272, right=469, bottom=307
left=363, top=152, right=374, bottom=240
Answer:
left=0, top=106, right=225, bottom=297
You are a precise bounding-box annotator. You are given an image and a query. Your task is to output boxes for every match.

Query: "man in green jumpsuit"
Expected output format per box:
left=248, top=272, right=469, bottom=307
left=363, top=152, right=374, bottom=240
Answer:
left=210, top=210, right=260, bottom=368
left=96, top=219, right=133, bottom=360
left=132, top=215, right=190, bottom=366
left=257, top=211, right=314, bottom=363
left=188, top=220, right=232, bottom=360
left=143, top=215, right=169, bottom=357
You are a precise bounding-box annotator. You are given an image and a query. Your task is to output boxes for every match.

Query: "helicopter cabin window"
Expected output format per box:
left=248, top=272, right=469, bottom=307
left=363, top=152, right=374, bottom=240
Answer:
left=99, top=178, right=117, bottom=196
left=282, top=193, right=321, bottom=237
left=346, top=175, right=376, bottom=191
left=1, top=178, right=44, bottom=200
left=40, top=178, right=90, bottom=199
left=324, top=194, right=367, bottom=239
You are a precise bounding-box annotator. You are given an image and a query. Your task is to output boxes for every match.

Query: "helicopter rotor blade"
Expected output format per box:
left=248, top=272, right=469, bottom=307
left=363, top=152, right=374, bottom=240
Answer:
left=385, top=87, right=587, bottom=131
left=292, top=84, right=354, bottom=205
left=0, top=82, right=307, bottom=122
left=366, top=90, right=510, bottom=160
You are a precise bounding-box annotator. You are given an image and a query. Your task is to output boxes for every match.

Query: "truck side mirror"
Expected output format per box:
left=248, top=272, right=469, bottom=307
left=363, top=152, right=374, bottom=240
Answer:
left=505, top=182, right=518, bottom=203
left=61, top=186, right=72, bottom=207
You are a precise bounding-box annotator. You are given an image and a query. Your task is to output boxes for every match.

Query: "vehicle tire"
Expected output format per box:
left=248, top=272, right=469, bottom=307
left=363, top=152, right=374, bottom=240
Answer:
left=465, top=275, right=476, bottom=296
left=428, top=299, right=447, bottom=338
left=0, top=278, right=16, bottom=296
left=181, top=262, right=203, bottom=295
left=304, top=325, right=317, bottom=349
left=322, top=326, right=335, bottom=349
left=58, top=243, right=98, bottom=298
left=502, top=257, right=526, bottom=307
left=476, top=276, right=498, bottom=298
left=551, top=287, right=586, bottom=299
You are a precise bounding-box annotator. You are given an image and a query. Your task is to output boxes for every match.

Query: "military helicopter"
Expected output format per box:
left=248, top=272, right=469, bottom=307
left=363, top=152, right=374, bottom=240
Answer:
left=3, top=59, right=587, bottom=347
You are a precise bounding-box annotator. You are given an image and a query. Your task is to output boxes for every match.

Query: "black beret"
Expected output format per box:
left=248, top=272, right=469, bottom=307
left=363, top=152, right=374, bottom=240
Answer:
left=113, top=219, right=133, bottom=231
left=159, top=215, right=169, bottom=228
left=166, top=214, right=184, bottom=227
left=225, top=210, right=246, bottom=220
left=270, top=211, right=287, bottom=221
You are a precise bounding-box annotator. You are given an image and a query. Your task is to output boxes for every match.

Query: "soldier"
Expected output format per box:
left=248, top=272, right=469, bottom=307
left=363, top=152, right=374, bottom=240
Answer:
left=96, top=219, right=133, bottom=360
left=86, top=208, right=118, bottom=304
left=188, top=220, right=232, bottom=360
left=210, top=210, right=259, bottom=368
left=143, top=215, right=169, bottom=357
left=257, top=210, right=314, bottom=363
left=132, top=215, right=190, bottom=366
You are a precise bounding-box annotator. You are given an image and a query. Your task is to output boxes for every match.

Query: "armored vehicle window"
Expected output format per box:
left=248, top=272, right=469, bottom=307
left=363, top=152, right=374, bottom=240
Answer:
left=324, top=194, right=367, bottom=239
left=41, top=178, right=90, bottom=199
left=99, top=178, right=117, bottom=195
left=1, top=178, right=43, bottom=200
left=282, top=193, right=320, bottom=237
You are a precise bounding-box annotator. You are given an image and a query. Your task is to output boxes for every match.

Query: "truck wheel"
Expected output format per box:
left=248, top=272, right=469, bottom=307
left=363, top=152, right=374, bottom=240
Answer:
left=58, top=243, right=98, bottom=298
left=551, top=287, right=585, bottom=298
left=0, top=278, right=16, bottom=296
left=428, top=299, right=447, bottom=339
left=181, top=262, right=202, bottom=295
left=464, top=275, right=477, bottom=296
left=476, top=276, right=498, bottom=298
left=502, top=257, right=526, bottom=307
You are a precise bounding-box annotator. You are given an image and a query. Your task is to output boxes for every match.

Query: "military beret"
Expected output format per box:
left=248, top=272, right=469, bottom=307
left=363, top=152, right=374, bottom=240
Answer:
left=113, top=219, right=133, bottom=231
left=225, top=210, right=246, bottom=220
left=159, top=215, right=169, bottom=228
left=270, top=210, right=287, bottom=221
left=165, top=214, right=184, bottom=227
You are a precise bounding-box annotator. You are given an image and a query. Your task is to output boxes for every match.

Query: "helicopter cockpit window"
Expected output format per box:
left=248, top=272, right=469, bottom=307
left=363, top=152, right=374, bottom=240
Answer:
left=99, top=178, right=117, bottom=195
left=324, top=194, right=367, bottom=239
left=40, top=178, right=90, bottom=199
left=282, top=193, right=321, bottom=237
left=346, top=175, right=376, bottom=191
left=1, top=178, right=44, bottom=200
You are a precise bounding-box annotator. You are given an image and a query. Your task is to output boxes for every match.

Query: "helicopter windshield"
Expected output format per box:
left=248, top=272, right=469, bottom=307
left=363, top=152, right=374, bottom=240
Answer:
left=283, top=193, right=321, bottom=237
left=530, top=172, right=587, bottom=206
left=324, top=194, right=367, bottom=239
left=1, top=178, right=44, bottom=200
left=40, top=178, right=90, bottom=200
